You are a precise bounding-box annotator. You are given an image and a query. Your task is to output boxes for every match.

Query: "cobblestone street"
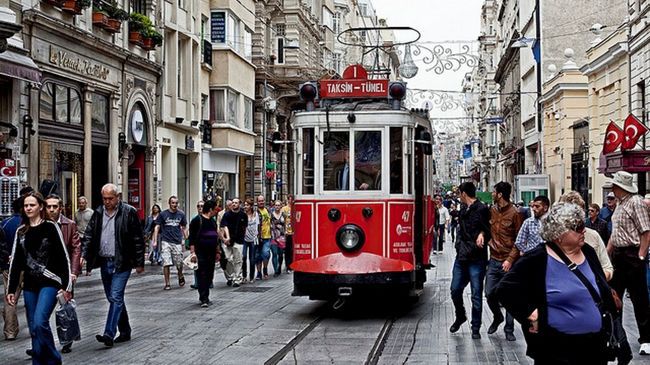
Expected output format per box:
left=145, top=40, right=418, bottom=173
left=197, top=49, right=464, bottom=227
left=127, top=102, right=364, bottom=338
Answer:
left=1, top=250, right=648, bottom=364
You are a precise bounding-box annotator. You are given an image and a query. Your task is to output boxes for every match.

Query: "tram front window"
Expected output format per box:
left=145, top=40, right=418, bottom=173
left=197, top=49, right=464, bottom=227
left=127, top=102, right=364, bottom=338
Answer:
left=354, top=131, right=381, bottom=191
left=323, top=132, right=350, bottom=191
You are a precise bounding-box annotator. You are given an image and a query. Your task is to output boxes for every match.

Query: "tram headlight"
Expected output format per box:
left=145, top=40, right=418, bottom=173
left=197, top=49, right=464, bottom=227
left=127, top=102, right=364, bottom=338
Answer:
left=336, top=224, right=365, bottom=252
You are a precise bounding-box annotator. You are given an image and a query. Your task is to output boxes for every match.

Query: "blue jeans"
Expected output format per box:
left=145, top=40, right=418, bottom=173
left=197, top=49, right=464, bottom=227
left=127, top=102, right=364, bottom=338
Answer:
left=450, top=258, right=487, bottom=331
left=485, top=259, right=515, bottom=333
left=271, top=244, right=285, bottom=275
left=256, top=239, right=271, bottom=264
left=100, top=258, right=132, bottom=339
left=23, top=286, right=60, bottom=365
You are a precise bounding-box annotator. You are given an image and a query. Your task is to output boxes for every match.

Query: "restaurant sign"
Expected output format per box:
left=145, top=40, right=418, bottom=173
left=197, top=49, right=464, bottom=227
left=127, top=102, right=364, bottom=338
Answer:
left=49, top=46, right=110, bottom=81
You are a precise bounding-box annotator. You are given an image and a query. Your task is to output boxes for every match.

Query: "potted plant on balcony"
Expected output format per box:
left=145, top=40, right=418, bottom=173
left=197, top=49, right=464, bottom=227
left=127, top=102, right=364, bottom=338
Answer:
left=141, top=28, right=162, bottom=51
left=104, top=1, right=129, bottom=33
left=129, top=12, right=151, bottom=45
left=62, top=0, right=90, bottom=15
left=92, top=0, right=108, bottom=27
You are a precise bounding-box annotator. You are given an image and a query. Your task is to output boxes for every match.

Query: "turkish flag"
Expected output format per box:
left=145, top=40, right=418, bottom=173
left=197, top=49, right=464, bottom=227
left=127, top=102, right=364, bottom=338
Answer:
left=621, top=113, right=649, bottom=150
left=603, top=121, right=624, bottom=154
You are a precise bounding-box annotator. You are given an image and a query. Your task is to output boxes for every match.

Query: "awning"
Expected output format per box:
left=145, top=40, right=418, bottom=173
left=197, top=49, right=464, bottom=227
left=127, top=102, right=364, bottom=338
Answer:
left=0, top=49, right=41, bottom=83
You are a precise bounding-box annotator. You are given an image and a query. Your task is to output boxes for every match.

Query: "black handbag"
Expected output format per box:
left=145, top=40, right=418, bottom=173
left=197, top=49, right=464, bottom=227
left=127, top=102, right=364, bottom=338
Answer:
left=547, top=242, right=633, bottom=365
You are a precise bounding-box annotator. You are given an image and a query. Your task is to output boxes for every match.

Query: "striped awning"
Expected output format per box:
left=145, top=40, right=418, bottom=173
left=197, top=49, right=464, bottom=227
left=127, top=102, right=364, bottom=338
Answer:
left=0, top=48, right=41, bottom=83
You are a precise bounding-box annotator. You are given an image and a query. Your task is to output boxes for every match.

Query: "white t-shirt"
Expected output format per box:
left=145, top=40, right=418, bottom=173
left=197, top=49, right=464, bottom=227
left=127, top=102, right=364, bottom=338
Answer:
left=438, top=206, right=449, bottom=226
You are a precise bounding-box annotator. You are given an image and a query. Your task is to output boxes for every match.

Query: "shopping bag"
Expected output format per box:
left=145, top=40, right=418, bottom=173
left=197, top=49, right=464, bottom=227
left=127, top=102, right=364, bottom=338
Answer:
left=55, top=298, right=81, bottom=345
left=183, top=254, right=199, bottom=270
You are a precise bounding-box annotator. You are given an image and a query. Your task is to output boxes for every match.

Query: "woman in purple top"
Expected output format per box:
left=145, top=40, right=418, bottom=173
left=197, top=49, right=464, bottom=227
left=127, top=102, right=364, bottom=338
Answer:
left=496, top=202, right=628, bottom=364
left=188, top=200, right=219, bottom=307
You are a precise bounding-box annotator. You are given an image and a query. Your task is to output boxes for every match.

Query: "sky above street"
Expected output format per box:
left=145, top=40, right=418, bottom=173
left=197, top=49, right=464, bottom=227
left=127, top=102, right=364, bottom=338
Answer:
left=372, top=0, right=483, bottom=122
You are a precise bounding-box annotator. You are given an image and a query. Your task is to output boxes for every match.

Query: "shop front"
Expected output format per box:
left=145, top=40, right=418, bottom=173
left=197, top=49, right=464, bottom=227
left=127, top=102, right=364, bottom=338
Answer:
left=24, top=10, right=160, bottom=214
left=202, top=151, right=239, bottom=203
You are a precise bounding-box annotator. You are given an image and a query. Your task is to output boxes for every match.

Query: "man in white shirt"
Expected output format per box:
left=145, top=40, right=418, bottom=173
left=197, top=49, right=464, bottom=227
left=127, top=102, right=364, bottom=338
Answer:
left=435, top=194, right=450, bottom=254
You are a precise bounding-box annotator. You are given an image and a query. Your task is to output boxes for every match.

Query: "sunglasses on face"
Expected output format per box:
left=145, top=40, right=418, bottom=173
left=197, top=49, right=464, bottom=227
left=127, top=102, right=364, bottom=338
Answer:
left=571, top=221, right=586, bottom=233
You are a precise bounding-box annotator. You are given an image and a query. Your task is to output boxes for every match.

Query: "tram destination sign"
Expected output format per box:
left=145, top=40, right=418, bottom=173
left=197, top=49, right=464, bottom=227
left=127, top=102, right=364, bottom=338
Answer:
left=319, top=79, right=389, bottom=99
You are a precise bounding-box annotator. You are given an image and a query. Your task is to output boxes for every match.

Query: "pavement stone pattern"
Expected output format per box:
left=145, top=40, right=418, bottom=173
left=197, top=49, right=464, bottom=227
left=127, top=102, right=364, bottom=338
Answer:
left=0, top=241, right=648, bottom=364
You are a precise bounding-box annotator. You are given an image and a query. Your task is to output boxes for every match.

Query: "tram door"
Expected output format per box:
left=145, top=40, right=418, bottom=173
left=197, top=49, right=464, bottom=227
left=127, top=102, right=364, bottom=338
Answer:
left=413, top=126, right=427, bottom=287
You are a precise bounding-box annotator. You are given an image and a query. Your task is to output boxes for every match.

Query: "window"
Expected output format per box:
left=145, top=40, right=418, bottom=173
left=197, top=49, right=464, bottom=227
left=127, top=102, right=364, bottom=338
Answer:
left=210, top=89, right=225, bottom=122
left=275, top=24, right=286, bottom=36
left=91, top=93, right=109, bottom=133
left=244, top=28, right=253, bottom=61
left=360, top=30, right=367, bottom=44
left=276, top=38, right=285, bottom=64
left=333, top=53, right=342, bottom=74
left=201, top=94, right=209, bottom=120
left=322, top=7, right=334, bottom=30
left=333, top=12, right=341, bottom=35
left=227, top=14, right=239, bottom=50
left=323, top=131, right=350, bottom=191
left=354, top=131, right=381, bottom=191
left=244, top=97, right=253, bottom=131
left=358, top=3, right=368, bottom=17
left=131, top=0, right=146, bottom=15
left=211, top=11, right=226, bottom=43
left=389, top=127, right=403, bottom=194
left=302, top=128, right=314, bottom=194
left=227, top=90, right=239, bottom=126
left=39, top=82, right=82, bottom=125
left=177, top=40, right=184, bottom=98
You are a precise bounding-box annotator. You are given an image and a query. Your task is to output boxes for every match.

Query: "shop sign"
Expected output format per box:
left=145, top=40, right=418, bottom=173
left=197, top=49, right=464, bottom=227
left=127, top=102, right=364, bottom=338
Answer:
left=211, top=12, right=226, bottom=43
left=49, top=46, right=110, bottom=81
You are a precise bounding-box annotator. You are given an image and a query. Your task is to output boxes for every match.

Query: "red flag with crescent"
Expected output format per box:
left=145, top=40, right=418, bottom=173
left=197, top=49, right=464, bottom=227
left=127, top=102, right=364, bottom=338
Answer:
left=621, top=114, right=649, bottom=150
left=603, top=121, right=624, bottom=155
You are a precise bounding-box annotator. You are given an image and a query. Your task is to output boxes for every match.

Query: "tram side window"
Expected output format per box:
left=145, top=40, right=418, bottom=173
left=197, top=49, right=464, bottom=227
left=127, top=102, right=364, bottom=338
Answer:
left=389, top=127, right=403, bottom=194
left=323, top=131, right=350, bottom=191
left=354, top=131, right=381, bottom=191
left=302, top=128, right=315, bottom=194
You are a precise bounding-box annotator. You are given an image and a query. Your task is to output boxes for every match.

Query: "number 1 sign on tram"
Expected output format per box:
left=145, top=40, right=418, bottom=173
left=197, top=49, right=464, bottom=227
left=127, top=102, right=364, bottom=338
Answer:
left=320, top=65, right=389, bottom=99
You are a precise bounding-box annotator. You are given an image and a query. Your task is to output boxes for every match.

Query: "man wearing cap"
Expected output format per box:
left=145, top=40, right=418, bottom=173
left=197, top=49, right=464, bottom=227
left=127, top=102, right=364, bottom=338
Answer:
left=599, top=191, right=617, bottom=235
left=607, top=171, right=650, bottom=355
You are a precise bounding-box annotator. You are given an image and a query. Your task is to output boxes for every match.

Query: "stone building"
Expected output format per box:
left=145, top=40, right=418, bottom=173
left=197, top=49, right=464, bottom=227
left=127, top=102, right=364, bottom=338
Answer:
left=580, top=24, right=628, bottom=205
left=19, top=0, right=162, bottom=219
left=252, top=0, right=336, bottom=202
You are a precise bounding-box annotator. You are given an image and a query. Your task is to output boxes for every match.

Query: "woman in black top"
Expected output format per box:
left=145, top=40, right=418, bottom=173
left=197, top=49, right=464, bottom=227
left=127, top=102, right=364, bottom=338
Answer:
left=6, top=192, right=72, bottom=365
left=188, top=200, right=219, bottom=307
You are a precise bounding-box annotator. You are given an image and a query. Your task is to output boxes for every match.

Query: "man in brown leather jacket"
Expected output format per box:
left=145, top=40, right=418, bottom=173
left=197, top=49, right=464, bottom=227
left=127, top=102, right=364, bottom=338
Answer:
left=485, top=182, right=523, bottom=341
left=45, top=194, right=82, bottom=353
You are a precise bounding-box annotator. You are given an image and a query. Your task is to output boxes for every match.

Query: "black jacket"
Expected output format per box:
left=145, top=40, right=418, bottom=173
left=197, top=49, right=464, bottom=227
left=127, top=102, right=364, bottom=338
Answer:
left=8, top=221, right=71, bottom=293
left=495, top=243, right=616, bottom=359
left=455, top=199, right=490, bottom=261
left=82, top=201, right=145, bottom=272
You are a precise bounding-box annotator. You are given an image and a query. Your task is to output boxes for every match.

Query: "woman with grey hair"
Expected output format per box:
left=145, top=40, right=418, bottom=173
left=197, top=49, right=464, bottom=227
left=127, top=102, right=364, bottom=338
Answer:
left=558, top=191, right=613, bottom=280
left=496, top=202, right=629, bottom=364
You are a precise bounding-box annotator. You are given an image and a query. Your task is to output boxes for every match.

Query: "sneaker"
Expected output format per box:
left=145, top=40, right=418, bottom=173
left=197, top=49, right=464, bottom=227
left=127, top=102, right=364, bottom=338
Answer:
left=471, top=330, right=481, bottom=339
left=95, top=334, right=113, bottom=347
left=232, top=283, right=240, bottom=288
left=114, top=334, right=131, bottom=343
left=505, top=332, right=516, bottom=341
left=226, top=280, right=233, bottom=287
left=640, top=343, right=650, bottom=355
left=256, top=273, right=262, bottom=280
left=201, top=302, right=209, bottom=308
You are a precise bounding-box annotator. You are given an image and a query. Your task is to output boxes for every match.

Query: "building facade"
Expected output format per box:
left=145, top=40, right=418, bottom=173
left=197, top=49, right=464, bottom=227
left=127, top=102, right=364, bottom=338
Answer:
left=19, top=0, right=162, bottom=220
left=580, top=24, right=628, bottom=205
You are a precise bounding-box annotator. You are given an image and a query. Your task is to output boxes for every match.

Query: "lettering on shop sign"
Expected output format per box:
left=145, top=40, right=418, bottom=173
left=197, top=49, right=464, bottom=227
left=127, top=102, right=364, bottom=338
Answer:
left=49, top=46, right=110, bottom=81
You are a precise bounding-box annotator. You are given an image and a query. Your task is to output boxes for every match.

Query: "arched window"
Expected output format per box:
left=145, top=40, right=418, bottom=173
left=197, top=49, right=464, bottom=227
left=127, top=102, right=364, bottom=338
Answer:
left=39, top=81, right=82, bottom=125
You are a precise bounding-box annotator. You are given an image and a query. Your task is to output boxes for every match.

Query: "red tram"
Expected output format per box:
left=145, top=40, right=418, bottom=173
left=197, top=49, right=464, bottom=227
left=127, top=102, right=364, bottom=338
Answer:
left=290, top=65, right=436, bottom=302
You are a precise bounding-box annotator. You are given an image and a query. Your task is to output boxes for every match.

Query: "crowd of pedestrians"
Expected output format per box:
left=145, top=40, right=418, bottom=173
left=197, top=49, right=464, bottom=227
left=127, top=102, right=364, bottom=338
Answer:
left=446, top=170, right=650, bottom=364
left=0, top=181, right=295, bottom=364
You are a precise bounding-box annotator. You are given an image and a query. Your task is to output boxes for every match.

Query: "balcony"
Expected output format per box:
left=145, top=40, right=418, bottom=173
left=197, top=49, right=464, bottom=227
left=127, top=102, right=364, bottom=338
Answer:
left=209, top=124, right=255, bottom=156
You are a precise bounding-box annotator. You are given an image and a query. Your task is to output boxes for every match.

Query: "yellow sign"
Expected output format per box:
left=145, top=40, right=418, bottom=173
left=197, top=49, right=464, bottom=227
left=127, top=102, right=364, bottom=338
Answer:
left=49, top=46, right=110, bottom=80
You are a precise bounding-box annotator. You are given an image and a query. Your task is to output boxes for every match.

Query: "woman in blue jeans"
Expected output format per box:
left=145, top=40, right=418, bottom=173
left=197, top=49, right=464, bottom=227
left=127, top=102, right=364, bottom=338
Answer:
left=242, top=199, right=259, bottom=282
left=270, top=201, right=286, bottom=277
left=6, top=192, right=72, bottom=365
